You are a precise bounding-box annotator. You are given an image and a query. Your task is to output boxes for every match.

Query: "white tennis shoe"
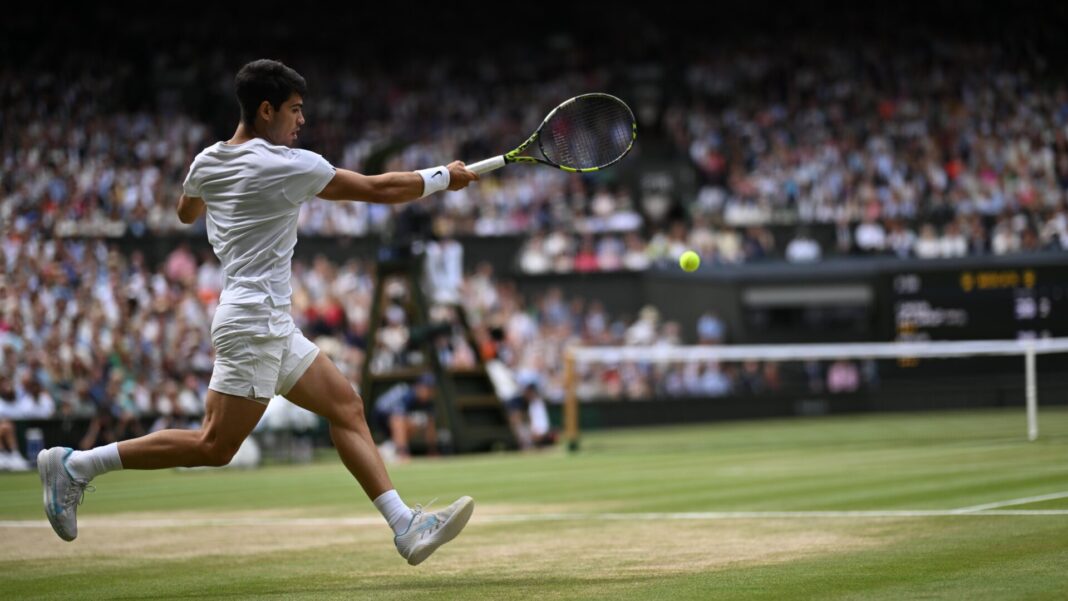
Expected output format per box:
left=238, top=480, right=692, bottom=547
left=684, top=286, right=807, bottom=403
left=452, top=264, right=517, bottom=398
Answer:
left=38, top=447, right=95, bottom=542
left=394, top=496, right=474, bottom=566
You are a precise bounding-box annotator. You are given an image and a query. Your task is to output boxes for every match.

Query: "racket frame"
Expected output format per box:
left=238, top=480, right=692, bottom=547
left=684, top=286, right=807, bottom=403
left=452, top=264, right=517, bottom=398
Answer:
left=468, top=92, right=636, bottom=175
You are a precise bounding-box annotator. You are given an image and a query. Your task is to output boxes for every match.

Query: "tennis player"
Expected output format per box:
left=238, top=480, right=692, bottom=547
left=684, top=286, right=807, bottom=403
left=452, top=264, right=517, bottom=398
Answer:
left=37, top=59, right=478, bottom=566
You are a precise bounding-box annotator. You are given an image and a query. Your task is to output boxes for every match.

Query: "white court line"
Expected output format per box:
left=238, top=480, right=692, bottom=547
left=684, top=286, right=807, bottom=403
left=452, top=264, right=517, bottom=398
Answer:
left=951, top=490, right=1068, bottom=513
left=2, top=509, right=1068, bottom=529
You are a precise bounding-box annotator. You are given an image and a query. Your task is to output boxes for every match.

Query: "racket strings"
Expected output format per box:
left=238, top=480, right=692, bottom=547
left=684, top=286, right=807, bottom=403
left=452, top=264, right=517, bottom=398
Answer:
left=541, top=96, right=633, bottom=169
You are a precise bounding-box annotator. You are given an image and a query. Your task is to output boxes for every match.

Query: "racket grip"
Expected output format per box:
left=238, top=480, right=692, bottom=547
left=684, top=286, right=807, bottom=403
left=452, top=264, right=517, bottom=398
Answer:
left=468, top=156, right=506, bottom=175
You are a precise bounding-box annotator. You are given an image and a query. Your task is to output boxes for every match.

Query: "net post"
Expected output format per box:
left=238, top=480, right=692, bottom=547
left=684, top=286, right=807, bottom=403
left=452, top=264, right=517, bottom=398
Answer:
left=1025, top=346, right=1038, bottom=442
left=564, top=346, right=580, bottom=452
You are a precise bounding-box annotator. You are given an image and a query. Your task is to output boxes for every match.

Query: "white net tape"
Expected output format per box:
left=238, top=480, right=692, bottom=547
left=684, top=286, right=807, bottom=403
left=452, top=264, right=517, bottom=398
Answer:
left=569, top=338, right=1068, bottom=364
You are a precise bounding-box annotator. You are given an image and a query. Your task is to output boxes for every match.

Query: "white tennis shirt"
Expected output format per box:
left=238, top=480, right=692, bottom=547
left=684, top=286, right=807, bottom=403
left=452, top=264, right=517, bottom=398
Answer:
left=182, top=138, right=336, bottom=306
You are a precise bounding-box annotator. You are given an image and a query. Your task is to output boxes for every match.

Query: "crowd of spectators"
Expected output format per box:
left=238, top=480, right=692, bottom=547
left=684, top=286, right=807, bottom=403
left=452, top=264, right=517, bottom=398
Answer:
left=4, top=23, right=1068, bottom=270
left=1, top=230, right=878, bottom=454
left=458, top=263, right=874, bottom=401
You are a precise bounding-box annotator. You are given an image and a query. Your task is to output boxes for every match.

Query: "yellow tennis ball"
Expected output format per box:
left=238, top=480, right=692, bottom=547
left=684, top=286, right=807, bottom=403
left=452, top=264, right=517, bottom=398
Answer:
left=679, top=250, right=700, bottom=272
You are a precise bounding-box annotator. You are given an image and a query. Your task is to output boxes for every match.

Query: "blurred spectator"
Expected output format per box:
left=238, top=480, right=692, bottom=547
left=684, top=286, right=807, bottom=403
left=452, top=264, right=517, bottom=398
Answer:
left=79, top=368, right=144, bottom=450
left=164, top=242, right=197, bottom=286
left=518, top=232, right=552, bottom=274
left=741, top=227, right=775, bottom=260
left=827, top=359, right=861, bottom=394
left=373, top=372, right=439, bottom=462
left=942, top=220, right=969, bottom=258
left=855, top=217, right=887, bottom=254
left=573, top=235, right=600, bottom=273
left=834, top=217, right=854, bottom=255
left=991, top=215, right=1021, bottom=255
left=914, top=224, right=942, bottom=259
left=622, top=232, right=651, bottom=270
left=625, top=306, right=660, bottom=346
left=737, top=360, right=766, bottom=395
left=505, top=374, right=556, bottom=451
left=696, top=311, right=726, bottom=344
left=15, top=372, right=56, bottom=419
left=785, top=229, right=821, bottom=263
left=149, top=379, right=189, bottom=433
left=424, top=223, right=464, bottom=304
left=886, top=219, right=917, bottom=258
left=696, top=362, right=732, bottom=397
left=0, top=376, right=31, bottom=471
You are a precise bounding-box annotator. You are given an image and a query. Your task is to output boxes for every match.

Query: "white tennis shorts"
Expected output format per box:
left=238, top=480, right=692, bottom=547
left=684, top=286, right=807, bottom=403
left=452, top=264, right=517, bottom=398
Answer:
left=208, top=299, right=320, bottom=404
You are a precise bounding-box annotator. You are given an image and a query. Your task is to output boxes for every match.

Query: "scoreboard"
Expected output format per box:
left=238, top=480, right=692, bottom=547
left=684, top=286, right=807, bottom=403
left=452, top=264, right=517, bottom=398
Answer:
left=890, top=266, right=1068, bottom=342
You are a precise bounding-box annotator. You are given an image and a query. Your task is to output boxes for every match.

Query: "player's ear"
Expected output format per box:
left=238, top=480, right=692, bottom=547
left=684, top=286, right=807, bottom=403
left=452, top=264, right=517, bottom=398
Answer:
left=258, top=100, right=273, bottom=122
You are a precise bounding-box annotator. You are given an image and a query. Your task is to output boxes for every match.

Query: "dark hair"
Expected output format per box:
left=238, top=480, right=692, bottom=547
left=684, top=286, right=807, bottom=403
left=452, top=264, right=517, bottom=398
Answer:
left=234, top=59, right=307, bottom=128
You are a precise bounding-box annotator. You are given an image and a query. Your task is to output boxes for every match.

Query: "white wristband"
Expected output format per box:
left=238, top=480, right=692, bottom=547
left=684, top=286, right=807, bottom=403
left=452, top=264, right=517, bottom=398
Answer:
left=416, top=166, right=450, bottom=198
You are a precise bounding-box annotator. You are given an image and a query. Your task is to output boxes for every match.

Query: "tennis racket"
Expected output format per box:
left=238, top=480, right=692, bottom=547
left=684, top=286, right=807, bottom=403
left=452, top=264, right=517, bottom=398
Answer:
left=467, top=93, right=636, bottom=175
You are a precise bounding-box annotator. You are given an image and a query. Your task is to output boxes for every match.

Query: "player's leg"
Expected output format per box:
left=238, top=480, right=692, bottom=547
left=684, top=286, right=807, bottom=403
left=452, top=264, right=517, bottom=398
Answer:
left=37, top=389, right=266, bottom=542
left=111, top=300, right=281, bottom=471
left=281, top=352, right=411, bottom=531
left=58, top=389, right=265, bottom=475
left=115, top=389, right=266, bottom=469
left=283, top=351, right=474, bottom=565
left=283, top=351, right=393, bottom=499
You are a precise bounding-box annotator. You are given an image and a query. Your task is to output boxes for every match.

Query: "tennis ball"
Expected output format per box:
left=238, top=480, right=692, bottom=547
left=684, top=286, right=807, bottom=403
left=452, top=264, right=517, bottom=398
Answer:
left=679, top=250, right=700, bottom=272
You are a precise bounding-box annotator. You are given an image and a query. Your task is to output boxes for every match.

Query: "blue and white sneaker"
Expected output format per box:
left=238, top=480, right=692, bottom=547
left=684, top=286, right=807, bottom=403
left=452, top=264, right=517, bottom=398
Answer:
left=38, top=447, right=95, bottom=542
left=394, top=496, right=474, bottom=566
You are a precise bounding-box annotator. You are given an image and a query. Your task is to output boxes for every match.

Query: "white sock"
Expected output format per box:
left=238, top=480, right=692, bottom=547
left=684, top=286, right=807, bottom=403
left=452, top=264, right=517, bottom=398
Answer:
left=65, top=442, right=124, bottom=481
left=373, top=489, right=413, bottom=535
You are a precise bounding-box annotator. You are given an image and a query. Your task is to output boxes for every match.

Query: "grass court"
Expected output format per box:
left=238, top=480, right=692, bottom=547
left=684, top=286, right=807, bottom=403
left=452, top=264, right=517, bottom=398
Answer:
left=2, top=407, right=1067, bottom=600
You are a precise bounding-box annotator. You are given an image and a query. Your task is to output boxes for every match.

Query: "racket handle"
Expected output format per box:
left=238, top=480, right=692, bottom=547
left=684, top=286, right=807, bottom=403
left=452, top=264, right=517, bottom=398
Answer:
left=468, top=156, right=506, bottom=175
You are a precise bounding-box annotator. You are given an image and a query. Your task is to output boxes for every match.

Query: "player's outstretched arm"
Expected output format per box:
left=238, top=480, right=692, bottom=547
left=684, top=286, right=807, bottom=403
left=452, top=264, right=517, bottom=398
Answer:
left=318, top=160, right=478, bottom=204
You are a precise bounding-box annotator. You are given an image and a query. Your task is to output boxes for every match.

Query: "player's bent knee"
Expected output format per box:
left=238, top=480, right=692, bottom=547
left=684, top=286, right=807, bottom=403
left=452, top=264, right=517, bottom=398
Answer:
left=203, top=443, right=238, bottom=467
left=343, top=396, right=367, bottom=424
left=331, top=393, right=366, bottom=428
left=197, top=436, right=240, bottom=467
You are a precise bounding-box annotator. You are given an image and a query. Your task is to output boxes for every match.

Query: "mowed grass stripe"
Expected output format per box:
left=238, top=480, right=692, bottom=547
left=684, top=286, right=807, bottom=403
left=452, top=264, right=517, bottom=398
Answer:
left=579, top=424, right=1055, bottom=455
left=2, top=408, right=1066, bottom=518
left=464, top=458, right=1064, bottom=511
left=3, top=516, right=1067, bottom=600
